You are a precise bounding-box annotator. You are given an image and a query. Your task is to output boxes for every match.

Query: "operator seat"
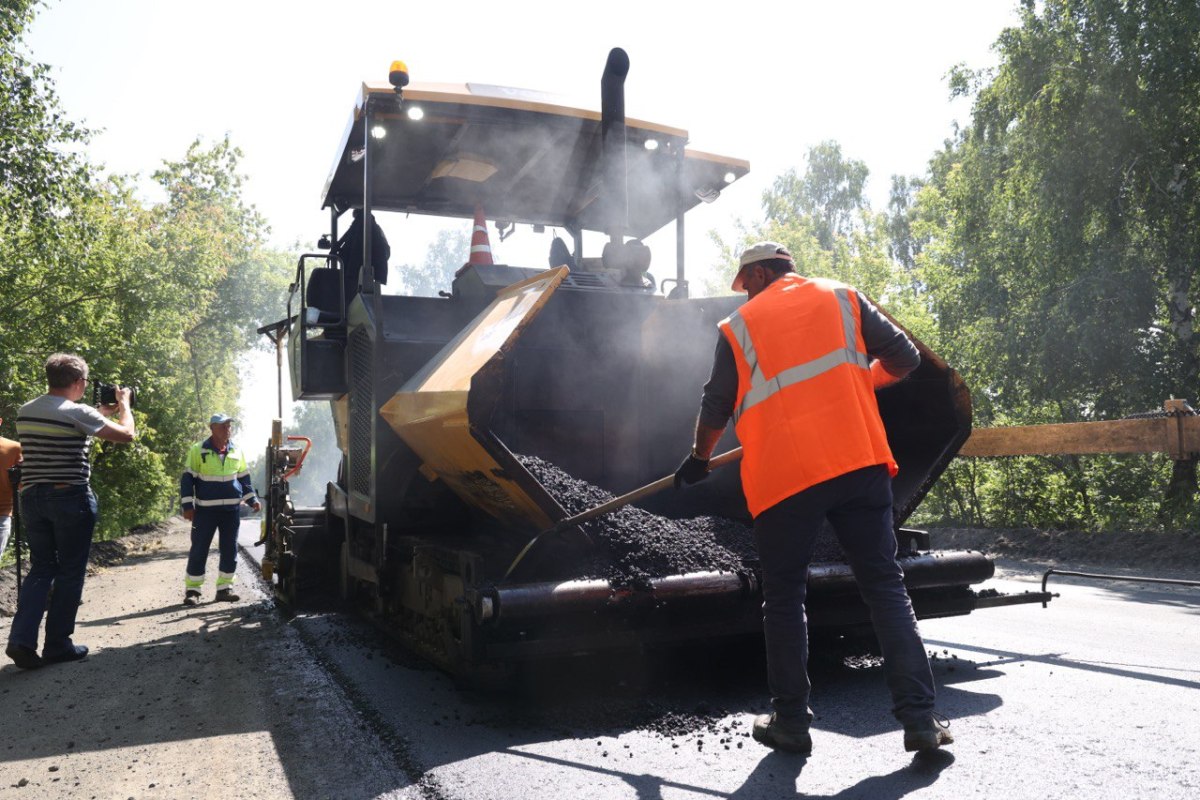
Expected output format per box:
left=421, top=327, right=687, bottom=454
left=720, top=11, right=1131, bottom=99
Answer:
left=549, top=236, right=577, bottom=269
left=305, top=267, right=345, bottom=326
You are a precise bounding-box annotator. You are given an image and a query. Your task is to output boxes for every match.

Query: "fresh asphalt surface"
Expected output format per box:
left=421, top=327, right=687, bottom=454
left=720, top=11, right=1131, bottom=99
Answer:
left=240, top=524, right=1200, bottom=800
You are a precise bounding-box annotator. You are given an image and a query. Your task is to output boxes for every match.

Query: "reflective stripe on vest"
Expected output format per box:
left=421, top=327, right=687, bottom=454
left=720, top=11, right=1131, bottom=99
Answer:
left=193, top=497, right=244, bottom=508
left=185, top=470, right=245, bottom=483
left=727, top=286, right=870, bottom=424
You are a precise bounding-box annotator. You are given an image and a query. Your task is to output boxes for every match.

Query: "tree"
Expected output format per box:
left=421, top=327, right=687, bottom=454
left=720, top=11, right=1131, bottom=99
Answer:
left=0, top=0, right=94, bottom=405
left=708, top=141, right=937, bottom=342
left=282, top=401, right=339, bottom=507
left=0, top=3, right=292, bottom=540
left=886, top=175, right=926, bottom=270
left=151, top=137, right=290, bottom=422
left=764, top=141, right=869, bottom=249
left=916, top=0, right=1200, bottom=524
left=397, top=227, right=469, bottom=297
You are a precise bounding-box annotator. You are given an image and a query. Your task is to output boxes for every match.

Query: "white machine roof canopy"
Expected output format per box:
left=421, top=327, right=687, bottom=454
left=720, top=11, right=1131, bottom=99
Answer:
left=321, top=81, right=749, bottom=239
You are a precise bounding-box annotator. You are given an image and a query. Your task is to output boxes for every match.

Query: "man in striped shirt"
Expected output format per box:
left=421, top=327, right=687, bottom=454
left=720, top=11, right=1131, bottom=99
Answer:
left=6, top=353, right=136, bottom=670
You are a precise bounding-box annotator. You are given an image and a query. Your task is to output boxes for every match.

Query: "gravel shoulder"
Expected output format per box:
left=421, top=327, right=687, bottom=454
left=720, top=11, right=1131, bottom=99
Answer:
left=927, top=526, right=1200, bottom=580
left=0, top=520, right=412, bottom=799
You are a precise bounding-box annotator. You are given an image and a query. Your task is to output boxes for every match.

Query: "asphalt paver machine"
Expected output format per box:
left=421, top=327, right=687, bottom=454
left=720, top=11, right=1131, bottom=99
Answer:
left=259, top=50, right=1052, bottom=681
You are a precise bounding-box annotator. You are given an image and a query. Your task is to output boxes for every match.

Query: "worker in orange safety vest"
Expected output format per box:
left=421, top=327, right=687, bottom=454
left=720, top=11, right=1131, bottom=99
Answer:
left=674, top=241, right=953, bottom=756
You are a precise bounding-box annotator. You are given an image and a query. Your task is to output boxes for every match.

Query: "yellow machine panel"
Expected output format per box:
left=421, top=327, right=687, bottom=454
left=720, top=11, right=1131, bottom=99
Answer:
left=378, top=267, right=569, bottom=531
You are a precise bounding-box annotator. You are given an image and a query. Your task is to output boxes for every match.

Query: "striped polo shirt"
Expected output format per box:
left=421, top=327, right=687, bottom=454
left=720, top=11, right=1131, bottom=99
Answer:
left=15, top=394, right=108, bottom=487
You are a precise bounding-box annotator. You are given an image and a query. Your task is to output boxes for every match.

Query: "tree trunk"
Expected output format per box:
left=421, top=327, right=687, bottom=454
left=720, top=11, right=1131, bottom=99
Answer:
left=1159, top=458, right=1197, bottom=527
left=1158, top=252, right=1197, bottom=526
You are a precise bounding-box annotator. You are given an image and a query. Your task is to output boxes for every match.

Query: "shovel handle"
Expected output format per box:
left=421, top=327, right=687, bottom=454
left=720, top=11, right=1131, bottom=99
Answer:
left=551, top=446, right=743, bottom=532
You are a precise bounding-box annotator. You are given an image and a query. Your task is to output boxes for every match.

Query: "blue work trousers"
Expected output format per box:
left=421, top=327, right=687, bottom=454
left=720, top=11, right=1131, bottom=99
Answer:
left=186, top=507, right=241, bottom=578
left=753, top=464, right=936, bottom=727
left=7, top=484, right=98, bottom=654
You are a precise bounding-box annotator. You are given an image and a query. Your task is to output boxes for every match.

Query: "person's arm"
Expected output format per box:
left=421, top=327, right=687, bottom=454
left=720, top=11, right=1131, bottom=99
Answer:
left=676, top=336, right=737, bottom=486
left=695, top=335, right=738, bottom=446
left=93, top=387, right=136, bottom=442
left=180, top=447, right=196, bottom=521
left=691, top=421, right=725, bottom=461
left=237, top=457, right=261, bottom=511
left=858, top=292, right=920, bottom=389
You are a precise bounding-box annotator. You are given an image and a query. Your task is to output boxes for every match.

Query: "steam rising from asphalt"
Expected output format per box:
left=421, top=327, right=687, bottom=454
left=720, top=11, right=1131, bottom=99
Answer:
left=284, top=408, right=340, bottom=507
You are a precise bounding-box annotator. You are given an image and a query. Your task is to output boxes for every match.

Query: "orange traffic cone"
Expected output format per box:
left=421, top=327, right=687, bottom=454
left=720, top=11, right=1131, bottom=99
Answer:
left=456, top=206, right=494, bottom=277
left=469, top=205, right=494, bottom=260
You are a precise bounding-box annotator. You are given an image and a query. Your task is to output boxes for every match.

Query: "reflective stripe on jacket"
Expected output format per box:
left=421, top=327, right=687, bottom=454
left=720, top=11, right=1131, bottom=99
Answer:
left=180, top=438, right=256, bottom=512
left=718, top=274, right=896, bottom=517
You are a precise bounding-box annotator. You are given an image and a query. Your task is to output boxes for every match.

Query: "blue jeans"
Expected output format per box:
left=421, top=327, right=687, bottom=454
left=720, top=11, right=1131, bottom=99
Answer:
left=186, top=508, right=241, bottom=578
left=754, top=465, right=936, bottom=727
left=7, top=484, right=98, bottom=654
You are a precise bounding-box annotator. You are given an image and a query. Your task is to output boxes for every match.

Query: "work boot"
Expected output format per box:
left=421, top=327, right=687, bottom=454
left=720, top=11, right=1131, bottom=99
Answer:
left=751, top=713, right=813, bottom=755
left=183, top=589, right=201, bottom=607
left=215, top=588, right=240, bottom=603
left=5, top=643, right=44, bottom=670
left=903, top=713, right=954, bottom=752
left=42, top=644, right=89, bottom=664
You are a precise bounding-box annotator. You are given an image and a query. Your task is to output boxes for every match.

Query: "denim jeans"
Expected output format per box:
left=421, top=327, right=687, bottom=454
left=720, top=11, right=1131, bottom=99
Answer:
left=753, top=464, right=936, bottom=727
left=186, top=507, right=241, bottom=578
left=0, top=515, right=11, bottom=559
left=7, top=484, right=98, bottom=654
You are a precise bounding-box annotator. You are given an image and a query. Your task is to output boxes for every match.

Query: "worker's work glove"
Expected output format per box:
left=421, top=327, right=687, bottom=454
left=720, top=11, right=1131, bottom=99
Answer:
left=674, top=452, right=710, bottom=489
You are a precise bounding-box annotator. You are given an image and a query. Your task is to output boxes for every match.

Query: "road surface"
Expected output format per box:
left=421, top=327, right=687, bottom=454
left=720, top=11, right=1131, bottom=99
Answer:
left=248, top=528, right=1200, bottom=799
left=1, top=522, right=1196, bottom=799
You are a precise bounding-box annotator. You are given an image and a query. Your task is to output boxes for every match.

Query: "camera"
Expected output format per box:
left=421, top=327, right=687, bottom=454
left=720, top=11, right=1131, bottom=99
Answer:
left=92, top=380, right=137, bottom=409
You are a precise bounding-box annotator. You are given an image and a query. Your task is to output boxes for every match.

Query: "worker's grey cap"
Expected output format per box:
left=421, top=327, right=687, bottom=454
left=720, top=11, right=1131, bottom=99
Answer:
left=209, top=413, right=234, bottom=425
left=732, top=241, right=793, bottom=291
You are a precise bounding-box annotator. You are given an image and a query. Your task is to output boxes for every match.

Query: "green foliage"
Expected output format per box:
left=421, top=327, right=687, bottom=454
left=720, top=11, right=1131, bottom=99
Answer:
left=913, top=0, right=1200, bottom=524
left=708, top=142, right=938, bottom=344
left=764, top=141, right=869, bottom=250
left=396, top=227, right=469, bottom=297
left=912, top=454, right=1174, bottom=531
left=0, top=11, right=292, bottom=540
left=703, top=2, right=1200, bottom=531
left=282, top=401, right=339, bottom=507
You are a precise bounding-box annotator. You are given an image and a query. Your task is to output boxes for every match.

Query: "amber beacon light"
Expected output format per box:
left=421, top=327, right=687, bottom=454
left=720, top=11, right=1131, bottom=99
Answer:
left=389, top=60, right=410, bottom=93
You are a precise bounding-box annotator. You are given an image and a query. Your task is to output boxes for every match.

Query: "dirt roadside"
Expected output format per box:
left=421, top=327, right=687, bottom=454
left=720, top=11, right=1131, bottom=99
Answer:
left=0, top=520, right=412, bottom=799
left=927, top=526, right=1200, bottom=579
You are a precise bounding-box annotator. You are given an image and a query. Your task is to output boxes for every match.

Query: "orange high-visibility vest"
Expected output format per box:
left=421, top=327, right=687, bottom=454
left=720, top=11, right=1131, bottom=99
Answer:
left=718, top=274, right=896, bottom=517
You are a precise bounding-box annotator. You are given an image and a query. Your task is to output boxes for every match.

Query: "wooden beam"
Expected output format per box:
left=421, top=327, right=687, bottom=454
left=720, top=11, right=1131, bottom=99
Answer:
left=960, top=415, right=1200, bottom=459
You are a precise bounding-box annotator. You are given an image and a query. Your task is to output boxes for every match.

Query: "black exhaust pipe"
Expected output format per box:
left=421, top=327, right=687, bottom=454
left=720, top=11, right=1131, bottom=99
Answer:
left=600, top=47, right=630, bottom=241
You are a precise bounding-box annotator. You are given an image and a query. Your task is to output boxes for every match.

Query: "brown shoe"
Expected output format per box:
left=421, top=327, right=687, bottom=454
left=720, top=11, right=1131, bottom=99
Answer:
left=751, top=713, right=812, bottom=755
left=215, top=588, right=240, bottom=602
left=903, top=713, right=954, bottom=752
left=183, top=590, right=201, bottom=607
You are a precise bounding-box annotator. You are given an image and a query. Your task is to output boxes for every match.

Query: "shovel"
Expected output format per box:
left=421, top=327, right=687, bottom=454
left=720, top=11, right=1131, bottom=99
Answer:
left=502, top=447, right=743, bottom=580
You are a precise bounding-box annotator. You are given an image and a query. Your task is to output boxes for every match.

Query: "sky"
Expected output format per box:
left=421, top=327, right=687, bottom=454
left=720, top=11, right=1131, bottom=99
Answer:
left=23, top=0, right=1022, bottom=449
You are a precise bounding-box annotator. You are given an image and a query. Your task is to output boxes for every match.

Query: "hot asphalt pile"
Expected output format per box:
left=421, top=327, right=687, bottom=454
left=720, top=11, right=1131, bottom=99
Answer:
left=518, top=455, right=845, bottom=589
